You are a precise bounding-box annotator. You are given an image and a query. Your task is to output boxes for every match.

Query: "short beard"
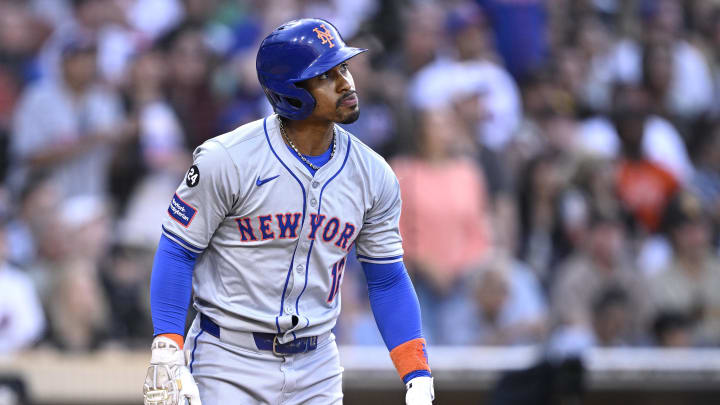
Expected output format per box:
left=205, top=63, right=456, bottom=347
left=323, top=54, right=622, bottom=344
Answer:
left=340, top=109, right=360, bottom=124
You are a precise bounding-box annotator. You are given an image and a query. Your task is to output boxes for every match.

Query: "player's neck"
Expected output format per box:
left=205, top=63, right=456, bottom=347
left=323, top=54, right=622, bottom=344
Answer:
left=282, top=117, right=334, bottom=156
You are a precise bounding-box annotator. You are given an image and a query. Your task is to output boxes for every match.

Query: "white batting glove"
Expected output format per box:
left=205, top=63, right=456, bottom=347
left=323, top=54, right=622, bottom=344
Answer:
left=405, top=376, right=434, bottom=405
left=143, top=336, right=202, bottom=405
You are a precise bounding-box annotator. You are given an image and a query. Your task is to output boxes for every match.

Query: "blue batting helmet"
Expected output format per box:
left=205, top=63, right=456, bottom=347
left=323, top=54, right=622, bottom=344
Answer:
left=256, top=19, right=367, bottom=120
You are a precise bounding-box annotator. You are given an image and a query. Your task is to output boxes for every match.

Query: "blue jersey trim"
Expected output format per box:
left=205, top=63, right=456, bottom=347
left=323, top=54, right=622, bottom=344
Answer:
left=295, top=131, right=352, bottom=316
left=189, top=329, right=204, bottom=374
left=263, top=117, right=307, bottom=334
left=403, top=370, right=432, bottom=384
left=357, top=254, right=404, bottom=262
left=161, top=225, right=204, bottom=252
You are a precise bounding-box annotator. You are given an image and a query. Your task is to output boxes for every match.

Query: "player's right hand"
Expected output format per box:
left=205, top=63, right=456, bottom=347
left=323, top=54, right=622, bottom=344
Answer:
left=143, top=336, right=202, bottom=405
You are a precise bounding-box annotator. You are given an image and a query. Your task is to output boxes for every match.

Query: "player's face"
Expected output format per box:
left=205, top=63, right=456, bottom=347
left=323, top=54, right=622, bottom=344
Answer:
left=301, top=62, right=360, bottom=124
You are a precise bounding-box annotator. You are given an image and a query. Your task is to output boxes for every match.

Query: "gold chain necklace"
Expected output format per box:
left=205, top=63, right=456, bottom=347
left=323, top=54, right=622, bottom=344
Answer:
left=279, top=117, right=336, bottom=171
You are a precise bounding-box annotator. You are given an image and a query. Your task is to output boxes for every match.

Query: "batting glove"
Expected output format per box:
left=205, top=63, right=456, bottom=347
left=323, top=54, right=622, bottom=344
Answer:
left=143, top=336, right=202, bottom=405
left=405, top=376, right=434, bottom=405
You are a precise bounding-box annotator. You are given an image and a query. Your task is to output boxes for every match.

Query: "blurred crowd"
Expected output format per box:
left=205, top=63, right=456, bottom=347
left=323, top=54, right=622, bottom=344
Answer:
left=1, top=0, right=720, bottom=358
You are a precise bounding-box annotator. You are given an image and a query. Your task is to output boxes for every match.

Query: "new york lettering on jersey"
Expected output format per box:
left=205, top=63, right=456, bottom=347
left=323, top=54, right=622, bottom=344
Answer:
left=235, top=212, right=356, bottom=249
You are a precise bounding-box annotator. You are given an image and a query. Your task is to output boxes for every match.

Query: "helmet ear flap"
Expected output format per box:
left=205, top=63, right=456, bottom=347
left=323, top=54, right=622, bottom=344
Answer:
left=261, top=84, right=316, bottom=120
left=262, top=88, right=303, bottom=109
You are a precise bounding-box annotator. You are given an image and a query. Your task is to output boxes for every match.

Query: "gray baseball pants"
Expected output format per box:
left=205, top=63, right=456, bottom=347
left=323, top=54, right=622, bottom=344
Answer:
left=184, top=314, right=344, bottom=405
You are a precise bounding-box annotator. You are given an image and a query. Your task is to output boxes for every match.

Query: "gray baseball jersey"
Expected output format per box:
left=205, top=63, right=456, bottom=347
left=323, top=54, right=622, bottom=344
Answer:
left=162, top=114, right=403, bottom=343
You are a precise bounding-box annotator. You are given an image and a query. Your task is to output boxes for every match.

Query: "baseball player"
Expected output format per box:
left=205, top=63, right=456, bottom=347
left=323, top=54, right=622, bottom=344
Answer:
left=142, top=18, right=434, bottom=405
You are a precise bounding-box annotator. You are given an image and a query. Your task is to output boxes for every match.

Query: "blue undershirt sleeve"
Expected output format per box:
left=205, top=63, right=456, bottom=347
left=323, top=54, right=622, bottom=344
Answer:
left=361, top=260, right=423, bottom=350
left=362, top=260, right=430, bottom=383
left=150, top=234, right=199, bottom=336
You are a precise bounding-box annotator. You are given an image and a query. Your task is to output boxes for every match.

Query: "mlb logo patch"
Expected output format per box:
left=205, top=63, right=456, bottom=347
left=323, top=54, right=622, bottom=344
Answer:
left=168, top=193, right=197, bottom=227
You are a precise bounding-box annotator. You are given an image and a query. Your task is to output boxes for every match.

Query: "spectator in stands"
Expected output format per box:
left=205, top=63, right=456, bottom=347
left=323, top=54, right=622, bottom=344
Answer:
left=3, top=171, right=59, bottom=269
left=0, top=212, right=45, bottom=354
left=580, top=82, right=693, bottom=183
left=464, top=253, right=548, bottom=346
left=613, top=85, right=681, bottom=234
left=453, top=88, right=517, bottom=253
left=590, top=285, right=632, bottom=347
left=449, top=1, right=521, bottom=153
left=516, top=153, right=571, bottom=282
left=409, top=1, right=522, bottom=152
left=642, top=0, right=714, bottom=121
left=100, top=242, right=154, bottom=348
left=44, top=258, right=109, bottom=351
left=397, top=2, right=445, bottom=77
left=10, top=37, right=128, bottom=199
left=579, top=0, right=714, bottom=121
left=109, top=46, right=191, bottom=248
left=36, top=0, right=139, bottom=84
left=651, top=191, right=720, bottom=345
left=573, top=14, right=630, bottom=114
left=109, top=46, right=188, bottom=214
left=159, top=22, right=219, bottom=149
left=551, top=209, right=651, bottom=345
left=431, top=2, right=521, bottom=254
left=392, top=107, right=492, bottom=344
left=14, top=181, right=67, bottom=300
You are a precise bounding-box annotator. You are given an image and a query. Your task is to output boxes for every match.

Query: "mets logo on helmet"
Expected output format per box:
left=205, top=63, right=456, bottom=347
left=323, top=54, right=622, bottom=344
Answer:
left=313, top=24, right=335, bottom=48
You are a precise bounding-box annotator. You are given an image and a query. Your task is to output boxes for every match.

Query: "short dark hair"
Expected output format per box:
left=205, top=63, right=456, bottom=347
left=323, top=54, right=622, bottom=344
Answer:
left=652, top=311, right=692, bottom=342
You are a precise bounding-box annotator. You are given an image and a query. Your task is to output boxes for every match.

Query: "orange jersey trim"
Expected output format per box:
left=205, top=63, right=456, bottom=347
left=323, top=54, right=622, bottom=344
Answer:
left=389, top=338, right=431, bottom=379
left=159, top=333, right=185, bottom=349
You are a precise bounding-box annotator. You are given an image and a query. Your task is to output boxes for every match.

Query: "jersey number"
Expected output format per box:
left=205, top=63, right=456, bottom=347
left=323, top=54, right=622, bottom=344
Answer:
left=327, top=257, right=347, bottom=303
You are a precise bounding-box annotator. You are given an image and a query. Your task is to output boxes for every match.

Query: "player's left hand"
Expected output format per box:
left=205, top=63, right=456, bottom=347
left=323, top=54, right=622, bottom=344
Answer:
left=143, top=336, right=202, bottom=405
left=405, top=376, right=434, bottom=405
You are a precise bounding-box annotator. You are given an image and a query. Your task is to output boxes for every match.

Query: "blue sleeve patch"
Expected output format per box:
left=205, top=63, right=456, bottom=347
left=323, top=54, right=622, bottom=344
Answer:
left=167, top=193, right=197, bottom=228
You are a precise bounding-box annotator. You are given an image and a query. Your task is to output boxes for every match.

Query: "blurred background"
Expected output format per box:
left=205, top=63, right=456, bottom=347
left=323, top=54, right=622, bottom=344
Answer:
left=1, top=0, right=720, bottom=404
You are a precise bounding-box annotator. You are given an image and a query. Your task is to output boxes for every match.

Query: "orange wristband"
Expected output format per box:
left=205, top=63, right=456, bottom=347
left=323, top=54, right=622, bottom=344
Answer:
left=389, top=338, right=431, bottom=380
left=158, top=333, right=185, bottom=349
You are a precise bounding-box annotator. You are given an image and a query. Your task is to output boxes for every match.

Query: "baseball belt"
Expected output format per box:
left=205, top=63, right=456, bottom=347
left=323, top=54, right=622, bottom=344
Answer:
left=199, top=313, right=325, bottom=356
